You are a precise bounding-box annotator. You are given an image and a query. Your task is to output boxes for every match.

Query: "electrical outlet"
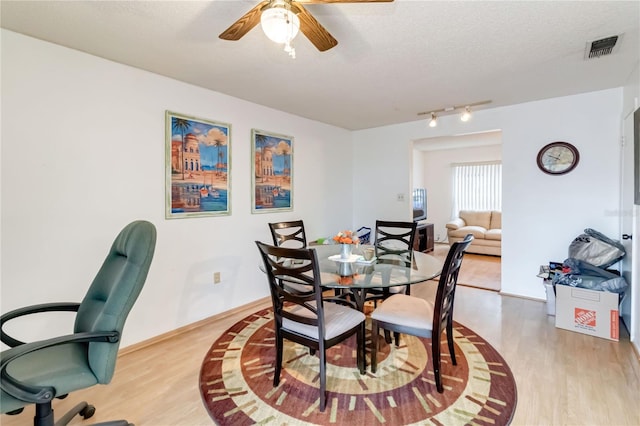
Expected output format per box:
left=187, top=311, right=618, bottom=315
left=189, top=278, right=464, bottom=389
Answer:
left=396, top=193, right=405, bottom=202
left=213, top=272, right=221, bottom=284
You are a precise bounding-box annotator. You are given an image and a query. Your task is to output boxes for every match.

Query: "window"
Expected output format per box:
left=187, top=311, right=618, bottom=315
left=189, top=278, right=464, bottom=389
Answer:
left=452, top=161, right=502, bottom=213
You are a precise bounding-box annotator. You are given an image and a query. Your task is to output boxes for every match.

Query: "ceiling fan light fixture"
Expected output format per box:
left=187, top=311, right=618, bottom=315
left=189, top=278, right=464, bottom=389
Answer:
left=260, top=3, right=300, bottom=45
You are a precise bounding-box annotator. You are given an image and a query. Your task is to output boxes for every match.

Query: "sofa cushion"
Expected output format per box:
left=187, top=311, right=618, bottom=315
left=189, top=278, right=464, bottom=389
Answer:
left=490, top=211, right=502, bottom=230
left=485, top=229, right=502, bottom=241
left=448, top=225, right=487, bottom=239
left=445, top=218, right=465, bottom=230
left=459, top=210, right=491, bottom=229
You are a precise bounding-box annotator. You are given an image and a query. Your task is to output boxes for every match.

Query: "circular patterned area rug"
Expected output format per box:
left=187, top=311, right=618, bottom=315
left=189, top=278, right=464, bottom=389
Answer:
left=199, top=307, right=517, bottom=425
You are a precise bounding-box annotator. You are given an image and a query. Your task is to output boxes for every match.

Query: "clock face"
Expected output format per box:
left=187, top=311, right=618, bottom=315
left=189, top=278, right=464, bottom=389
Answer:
left=537, top=142, right=579, bottom=175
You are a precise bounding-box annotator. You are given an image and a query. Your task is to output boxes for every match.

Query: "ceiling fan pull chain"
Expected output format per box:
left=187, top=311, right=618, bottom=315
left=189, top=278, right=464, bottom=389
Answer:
left=284, top=1, right=296, bottom=59
left=284, top=42, right=296, bottom=59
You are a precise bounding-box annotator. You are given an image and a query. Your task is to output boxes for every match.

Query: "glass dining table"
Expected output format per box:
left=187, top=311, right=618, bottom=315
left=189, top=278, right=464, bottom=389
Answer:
left=312, top=244, right=443, bottom=312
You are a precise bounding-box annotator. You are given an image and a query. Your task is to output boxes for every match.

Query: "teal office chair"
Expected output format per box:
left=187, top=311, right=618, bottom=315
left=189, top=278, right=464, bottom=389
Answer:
left=1, top=220, right=157, bottom=426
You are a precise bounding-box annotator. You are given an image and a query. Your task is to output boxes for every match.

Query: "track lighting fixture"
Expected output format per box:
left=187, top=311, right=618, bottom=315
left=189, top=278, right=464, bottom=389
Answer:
left=417, top=100, right=491, bottom=127
left=429, top=112, right=437, bottom=127
left=460, top=106, right=471, bottom=122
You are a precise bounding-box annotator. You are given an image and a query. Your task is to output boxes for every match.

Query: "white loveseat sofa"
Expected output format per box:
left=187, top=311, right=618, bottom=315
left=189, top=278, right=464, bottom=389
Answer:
left=446, top=210, right=501, bottom=256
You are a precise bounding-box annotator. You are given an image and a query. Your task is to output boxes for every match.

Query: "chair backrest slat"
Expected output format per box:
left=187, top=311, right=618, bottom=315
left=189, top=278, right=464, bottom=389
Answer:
left=374, top=220, right=418, bottom=267
left=269, top=220, right=307, bottom=249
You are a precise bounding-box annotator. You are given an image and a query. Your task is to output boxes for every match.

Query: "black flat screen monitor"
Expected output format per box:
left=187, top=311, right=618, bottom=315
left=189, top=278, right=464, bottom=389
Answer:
left=412, top=188, right=427, bottom=222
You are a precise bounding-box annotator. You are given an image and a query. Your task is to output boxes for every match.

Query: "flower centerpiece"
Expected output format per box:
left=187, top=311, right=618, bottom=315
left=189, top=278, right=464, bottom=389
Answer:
left=333, top=230, right=360, bottom=259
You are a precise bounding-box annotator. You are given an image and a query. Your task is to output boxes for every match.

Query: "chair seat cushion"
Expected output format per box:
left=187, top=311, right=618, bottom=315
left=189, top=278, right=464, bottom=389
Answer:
left=371, top=294, right=434, bottom=336
left=1, top=343, right=98, bottom=413
left=387, top=286, right=406, bottom=295
left=284, top=302, right=365, bottom=340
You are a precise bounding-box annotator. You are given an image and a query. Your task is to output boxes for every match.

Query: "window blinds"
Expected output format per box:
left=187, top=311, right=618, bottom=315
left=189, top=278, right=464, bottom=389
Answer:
left=452, top=161, right=502, bottom=214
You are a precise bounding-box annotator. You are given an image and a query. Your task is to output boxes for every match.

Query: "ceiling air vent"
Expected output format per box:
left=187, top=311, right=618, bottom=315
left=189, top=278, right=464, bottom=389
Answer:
left=585, top=35, right=619, bottom=59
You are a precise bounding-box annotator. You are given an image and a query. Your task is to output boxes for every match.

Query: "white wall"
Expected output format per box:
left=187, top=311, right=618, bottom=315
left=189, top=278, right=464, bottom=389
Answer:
left=1, top=29, right=634, bottom=348
left=621, top=61, right=639, bottom=350
left=415, top=142, right=502, bottom=242
left=0, top=30, right=354, bottom=347
left=354, top=89, right=623, bottom=300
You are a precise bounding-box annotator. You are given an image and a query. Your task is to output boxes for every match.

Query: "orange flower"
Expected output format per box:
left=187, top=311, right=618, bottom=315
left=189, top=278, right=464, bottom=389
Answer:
left=338, top=274, right=358, bottom=285
left=333, top=230, right=359, bottom=245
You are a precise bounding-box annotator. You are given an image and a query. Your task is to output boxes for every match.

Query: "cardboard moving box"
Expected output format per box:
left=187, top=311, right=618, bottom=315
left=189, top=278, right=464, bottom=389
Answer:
left=544, top=281, right=556, bottom=316
left=555, top=284, right=620, bottom=341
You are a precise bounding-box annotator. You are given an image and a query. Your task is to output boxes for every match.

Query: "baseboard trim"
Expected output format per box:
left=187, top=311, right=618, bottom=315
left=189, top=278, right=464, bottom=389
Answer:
left=632, top=341, right=640, bottom=362
left=499, top=290, right=545, bottom=302
left=118, top=296, right=271, bottom=357
left=459, top=283, right=500, bottom=292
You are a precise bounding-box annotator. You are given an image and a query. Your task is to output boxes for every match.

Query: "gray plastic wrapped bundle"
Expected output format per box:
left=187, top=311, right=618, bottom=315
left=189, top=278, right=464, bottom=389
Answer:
left=568, top=228, right=625, bottom=268
left=553, top=258, right=628, bottom=293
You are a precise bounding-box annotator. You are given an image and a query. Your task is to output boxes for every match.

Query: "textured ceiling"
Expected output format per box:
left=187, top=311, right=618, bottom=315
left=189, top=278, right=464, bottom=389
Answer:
left=2, top=0, right=639, bottom=130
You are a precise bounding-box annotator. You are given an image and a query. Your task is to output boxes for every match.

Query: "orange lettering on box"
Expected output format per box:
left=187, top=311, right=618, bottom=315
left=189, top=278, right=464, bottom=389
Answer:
left=574, top=308, right=596, bottom=327
left=610, top=310, right=619, bottom=340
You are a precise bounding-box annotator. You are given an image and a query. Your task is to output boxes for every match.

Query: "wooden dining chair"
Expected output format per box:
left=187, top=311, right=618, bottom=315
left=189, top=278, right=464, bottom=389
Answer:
left=365, top=220, right=418, bottom=306
left=269, top=220, right=307, bottom=248
left=370, top=234, right=473, bottom=393
left=269, top=220, right=356, bottom=304
left=255, top=241, right=366, bottom=412
left=268, top=220, right=323, bottom=296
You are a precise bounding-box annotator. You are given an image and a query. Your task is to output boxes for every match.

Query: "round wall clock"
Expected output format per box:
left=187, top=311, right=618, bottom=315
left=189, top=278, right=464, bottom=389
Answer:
left=536, top=141, right=580, bottom=175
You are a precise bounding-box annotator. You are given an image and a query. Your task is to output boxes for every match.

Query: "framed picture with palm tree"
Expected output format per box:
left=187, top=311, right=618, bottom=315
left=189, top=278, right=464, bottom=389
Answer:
left=165, top=111, right=231, bottom=219
left=251, top=129, right=293, bottom=213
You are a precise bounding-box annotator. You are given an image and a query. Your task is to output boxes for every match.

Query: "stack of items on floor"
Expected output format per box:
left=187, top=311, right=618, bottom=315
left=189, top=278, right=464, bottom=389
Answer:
left=544, top=229, right=628, bottom=341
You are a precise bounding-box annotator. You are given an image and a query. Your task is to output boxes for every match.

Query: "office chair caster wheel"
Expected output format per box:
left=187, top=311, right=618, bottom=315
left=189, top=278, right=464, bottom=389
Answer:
left=80, top=404, right=96, bottom=419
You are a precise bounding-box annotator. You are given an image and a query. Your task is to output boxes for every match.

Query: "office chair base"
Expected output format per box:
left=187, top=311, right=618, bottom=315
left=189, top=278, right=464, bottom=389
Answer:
left=54, top=401, right=132, bottom=426
left=25, top=400, right=132, bottom=426
left=54, top=401, right=94, bottom=425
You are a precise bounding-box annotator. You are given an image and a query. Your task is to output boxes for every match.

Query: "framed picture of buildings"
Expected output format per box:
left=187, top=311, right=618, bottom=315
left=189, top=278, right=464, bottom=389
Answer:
left=165, top=111, right=231, bottom=219
left=251, top=129, right=293, bottom=213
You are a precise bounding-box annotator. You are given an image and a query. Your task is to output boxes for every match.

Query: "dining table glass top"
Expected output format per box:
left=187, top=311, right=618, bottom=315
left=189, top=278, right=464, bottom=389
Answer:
left=312, top=244, right=443, bottom=289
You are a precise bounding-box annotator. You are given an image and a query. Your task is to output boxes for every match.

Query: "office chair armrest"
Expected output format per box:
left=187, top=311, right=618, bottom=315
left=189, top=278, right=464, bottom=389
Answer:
left=1, top=302, right=80, bottom=347
left=0, top=330, right=119, bottom=404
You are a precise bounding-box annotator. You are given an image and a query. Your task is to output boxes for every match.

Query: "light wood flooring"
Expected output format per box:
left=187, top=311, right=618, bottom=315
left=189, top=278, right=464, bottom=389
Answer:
left=2, top=263, right=639, bottom=425
left=433, top=243, right=501, bottom=291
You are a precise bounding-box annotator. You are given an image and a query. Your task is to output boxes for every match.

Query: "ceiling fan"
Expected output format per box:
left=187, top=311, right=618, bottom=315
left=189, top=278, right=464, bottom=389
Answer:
left=219, top=0, right=393, bottom=54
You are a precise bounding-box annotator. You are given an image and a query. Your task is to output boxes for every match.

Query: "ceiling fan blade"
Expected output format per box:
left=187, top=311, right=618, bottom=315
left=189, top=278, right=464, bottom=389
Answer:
left=219, top=1, right=270, bottom=41
left=293, top=3, right=338, bottom=51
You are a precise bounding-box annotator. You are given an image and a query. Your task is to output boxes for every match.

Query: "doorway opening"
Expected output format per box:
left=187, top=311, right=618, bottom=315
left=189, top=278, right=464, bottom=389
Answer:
left=412, top=130, right=502, bottom=291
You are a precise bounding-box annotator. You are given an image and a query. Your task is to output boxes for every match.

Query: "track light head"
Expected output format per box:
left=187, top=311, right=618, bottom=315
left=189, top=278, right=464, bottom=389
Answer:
left=460, top=106, right=471, bottom=122
left=429, top=112, right=437, bottom=127
left=418, top=100, right=490, bottom=126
